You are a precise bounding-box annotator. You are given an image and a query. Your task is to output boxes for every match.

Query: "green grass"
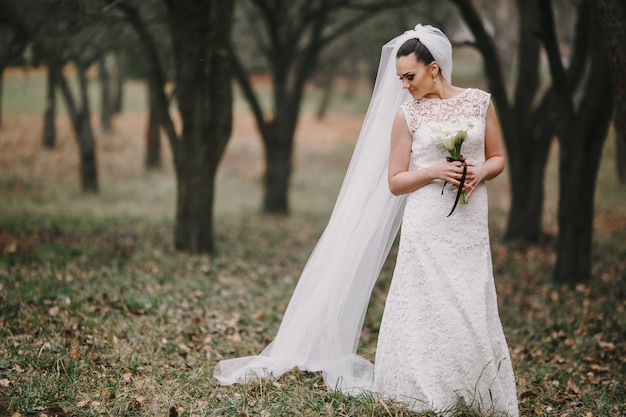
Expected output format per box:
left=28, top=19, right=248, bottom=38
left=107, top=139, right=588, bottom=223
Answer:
left=3, top=67, right=148, bottom=116
left=2, top=206, right=623, bottom=416
left=1, top=67, right=625, bottom=416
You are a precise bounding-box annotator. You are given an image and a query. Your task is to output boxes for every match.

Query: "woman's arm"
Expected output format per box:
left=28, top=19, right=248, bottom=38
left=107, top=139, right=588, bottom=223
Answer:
left=388, top=107, right=467, bottom=196
left=463, top=100, right=505, bottom=200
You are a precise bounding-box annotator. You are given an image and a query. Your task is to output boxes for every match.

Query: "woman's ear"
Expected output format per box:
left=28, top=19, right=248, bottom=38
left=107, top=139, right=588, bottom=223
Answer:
left=431, top=62, right=440, bottom=77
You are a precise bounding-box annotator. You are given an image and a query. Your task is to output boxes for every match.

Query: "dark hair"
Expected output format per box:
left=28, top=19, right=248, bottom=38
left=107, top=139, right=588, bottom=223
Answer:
left=396, top=38, right=435, bottom=66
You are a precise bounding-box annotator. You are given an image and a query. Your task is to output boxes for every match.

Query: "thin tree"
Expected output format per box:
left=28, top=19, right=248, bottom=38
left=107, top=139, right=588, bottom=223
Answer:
left=99, top=54, right=113, bottom=134
left=145, top=80, right=162, bottom=169
left=54, top=52, right=100, bottom=191
left=591, top=0, right=626, bottom=184
left=42, top=64, right=58, bottom=148
left=112, top=51, right=126, bottom=115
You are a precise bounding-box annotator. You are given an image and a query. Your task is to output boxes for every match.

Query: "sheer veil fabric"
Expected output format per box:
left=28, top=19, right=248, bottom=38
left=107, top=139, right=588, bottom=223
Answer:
left=214, top=25, right=451, bottom=393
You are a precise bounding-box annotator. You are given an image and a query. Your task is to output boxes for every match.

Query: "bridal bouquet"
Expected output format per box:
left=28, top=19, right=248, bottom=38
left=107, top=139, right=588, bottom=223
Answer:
left=429, top=119, right=474, bottom=216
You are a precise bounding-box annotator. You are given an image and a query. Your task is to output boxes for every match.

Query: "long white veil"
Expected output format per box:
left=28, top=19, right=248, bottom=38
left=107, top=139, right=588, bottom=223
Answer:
left=214, top=25, right=447, bottom=393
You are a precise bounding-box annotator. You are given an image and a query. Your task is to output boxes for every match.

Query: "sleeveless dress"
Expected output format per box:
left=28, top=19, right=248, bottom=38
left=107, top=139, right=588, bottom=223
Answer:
left=373, top=88, right=519, bottom=415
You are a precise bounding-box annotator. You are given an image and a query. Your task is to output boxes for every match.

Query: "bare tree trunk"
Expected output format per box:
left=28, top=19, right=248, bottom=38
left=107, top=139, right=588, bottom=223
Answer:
left=503, top=0, right=550, bottom=242
left=43, top=65, right=57, bottom=148
left=555, top=80, right=612, bottom=283
left=113, top=52, right=125, bottom=114
left=315, top=69, right=335, bottom=120
left=505, top=141, right=551, bottom=241
left=76, top=62, right=99, bottom=192
left=617, top=126, right=626, bottom=183
left=168, top=0, right=234, bottom=252
left=145, top=81, right=161, bottom=169
left=173, top=145, right=217, bottom=251
left=57, top=64, right=99, bottom=192
left=77, top=113, right=99, bottom=192
left=591, top=0, right=626, bottom=184
left=99, top=55, right=112, bottom=134
left=263, top=128, right=293, bottom=213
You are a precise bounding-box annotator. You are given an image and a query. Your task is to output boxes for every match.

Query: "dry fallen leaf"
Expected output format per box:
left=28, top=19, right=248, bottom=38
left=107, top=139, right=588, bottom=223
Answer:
left=567, top=378, right=580, bottom=395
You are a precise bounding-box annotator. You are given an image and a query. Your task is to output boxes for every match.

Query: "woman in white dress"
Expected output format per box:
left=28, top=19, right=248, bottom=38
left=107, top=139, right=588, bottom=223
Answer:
left=374, top=35, right=518, bottom=414
left=214, top=24, right=518, bottom=416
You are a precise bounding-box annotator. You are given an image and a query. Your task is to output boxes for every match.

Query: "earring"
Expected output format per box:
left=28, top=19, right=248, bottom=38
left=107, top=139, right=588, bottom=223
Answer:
left=433, top=75, right=436, bottom=83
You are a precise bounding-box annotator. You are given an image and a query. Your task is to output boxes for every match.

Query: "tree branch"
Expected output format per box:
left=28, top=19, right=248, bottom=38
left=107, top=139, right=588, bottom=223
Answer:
left=55, top=67, right=81, bottom=130
left=536, top=0, right=569, bottom=95
left=116, top=1, right=179, bottom=146
left=564, top=0, right=590, bottom=92
left=229, top=50, right=268, bottom=141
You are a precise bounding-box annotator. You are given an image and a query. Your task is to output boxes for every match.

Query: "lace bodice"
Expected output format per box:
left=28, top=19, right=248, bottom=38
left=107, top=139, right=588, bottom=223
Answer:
left=398, top=88, right=492, bottom=238
left=402, top=88, right=491, bottom=172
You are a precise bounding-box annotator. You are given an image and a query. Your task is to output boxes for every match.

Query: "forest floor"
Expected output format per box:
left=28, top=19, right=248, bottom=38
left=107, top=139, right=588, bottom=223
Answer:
left=0, top=68, right=625, bottom=416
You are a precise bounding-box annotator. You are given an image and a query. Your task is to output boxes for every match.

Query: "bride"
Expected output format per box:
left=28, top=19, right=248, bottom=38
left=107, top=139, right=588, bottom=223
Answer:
left=214, top=24, right=518, bottom=416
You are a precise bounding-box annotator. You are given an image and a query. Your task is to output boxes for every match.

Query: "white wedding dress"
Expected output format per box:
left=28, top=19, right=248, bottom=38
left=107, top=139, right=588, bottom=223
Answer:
left=373, top=88, right=519, bottom=415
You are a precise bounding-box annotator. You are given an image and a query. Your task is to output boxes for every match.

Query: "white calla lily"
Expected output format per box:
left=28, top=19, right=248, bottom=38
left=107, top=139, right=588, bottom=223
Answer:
left=430, top=119, right=474, bottom=159
left=429, top=118, right=475, bottom=212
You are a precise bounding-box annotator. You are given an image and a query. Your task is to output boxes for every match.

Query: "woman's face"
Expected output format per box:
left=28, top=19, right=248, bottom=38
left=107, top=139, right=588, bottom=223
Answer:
left=396, top=53, right=437, bottom=99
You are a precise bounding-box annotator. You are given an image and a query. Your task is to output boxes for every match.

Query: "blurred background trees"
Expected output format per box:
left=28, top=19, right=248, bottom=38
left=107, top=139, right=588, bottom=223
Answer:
left=0, top=0, right=623, bottom=282
left=0, top=0, right=29, bottom=128
left=229, top=0, right=449, bottom=213
left=7, top=0, right=129, bottom=191
left=451, top=0, right=618, bottom=282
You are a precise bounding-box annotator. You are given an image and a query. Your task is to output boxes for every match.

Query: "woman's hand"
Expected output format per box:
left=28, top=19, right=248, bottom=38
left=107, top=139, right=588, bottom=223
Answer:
left=459, top=162, right=486, bottom=201
left=433, top=159, right=474, bottom=189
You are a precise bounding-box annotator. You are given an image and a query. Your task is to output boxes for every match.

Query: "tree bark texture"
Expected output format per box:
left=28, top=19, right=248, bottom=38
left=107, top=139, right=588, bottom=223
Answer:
left=113, top=52, right=125, bottom=114
left=42, top=65, right=57, bottom=148
left=174, top=146, right=218, bottom=253
left=145, top=81, right=161, bottom=169
left=99, top=55, right=112, bottom=134
left=166, top=0, right=234, bottom=252
left=263, top=126, right=293, bottom=213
